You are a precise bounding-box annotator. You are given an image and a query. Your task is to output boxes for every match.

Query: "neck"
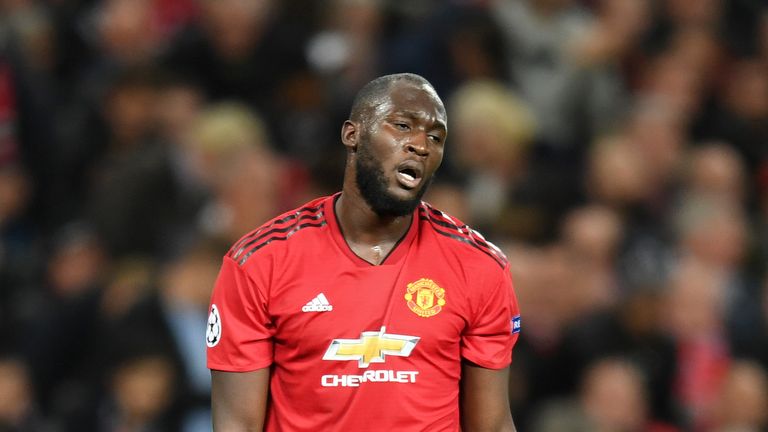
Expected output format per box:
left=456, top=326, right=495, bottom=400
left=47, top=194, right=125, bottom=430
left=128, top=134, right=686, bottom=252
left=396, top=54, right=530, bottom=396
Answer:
left=335, top=191, right=413, bottom=245
left=335, top=189, right=413, bottom=265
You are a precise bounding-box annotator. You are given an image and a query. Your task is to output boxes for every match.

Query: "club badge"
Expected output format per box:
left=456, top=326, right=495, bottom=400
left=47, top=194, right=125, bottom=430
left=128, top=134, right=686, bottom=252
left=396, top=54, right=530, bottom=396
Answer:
left=405, top=278, right=446, bottom=318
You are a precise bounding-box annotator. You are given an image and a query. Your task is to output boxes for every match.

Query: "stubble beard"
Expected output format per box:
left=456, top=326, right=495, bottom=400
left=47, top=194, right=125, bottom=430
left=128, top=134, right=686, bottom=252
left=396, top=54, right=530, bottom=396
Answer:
left=354, top=138, right=431, bottom=218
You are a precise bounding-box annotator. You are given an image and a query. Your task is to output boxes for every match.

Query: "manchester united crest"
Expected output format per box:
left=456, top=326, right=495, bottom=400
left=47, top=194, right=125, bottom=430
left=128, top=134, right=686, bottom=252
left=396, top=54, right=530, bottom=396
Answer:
left=405, top=278, right=446, bottom=318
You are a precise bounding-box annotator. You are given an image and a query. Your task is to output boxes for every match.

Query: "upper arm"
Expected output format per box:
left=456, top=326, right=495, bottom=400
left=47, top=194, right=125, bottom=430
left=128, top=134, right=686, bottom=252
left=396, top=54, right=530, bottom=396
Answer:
left=460, top=362, right=516, bottom=432
left=208, top=257, right=274, bottom=372
left=211, top=368, right=270, bottom=431
left=461, top=265, right=520, bottom=369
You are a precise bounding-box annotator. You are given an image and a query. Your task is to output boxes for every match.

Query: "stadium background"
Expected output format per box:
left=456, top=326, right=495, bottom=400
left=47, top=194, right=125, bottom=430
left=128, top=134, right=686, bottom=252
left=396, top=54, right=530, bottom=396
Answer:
left=1, top=0, right=768, bottom=430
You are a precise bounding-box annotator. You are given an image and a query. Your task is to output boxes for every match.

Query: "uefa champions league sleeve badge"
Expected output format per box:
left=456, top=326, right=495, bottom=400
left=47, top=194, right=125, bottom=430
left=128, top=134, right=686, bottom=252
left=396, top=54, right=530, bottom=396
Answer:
left=206, top=304, right=222, bottom=347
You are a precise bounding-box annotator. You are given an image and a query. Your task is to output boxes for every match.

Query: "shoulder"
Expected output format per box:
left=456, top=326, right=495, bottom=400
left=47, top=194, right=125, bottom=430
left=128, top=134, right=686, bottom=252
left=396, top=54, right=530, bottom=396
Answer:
left=417, top=201, right=509, bottom=269
left=226, top=196, right=330, bottom=266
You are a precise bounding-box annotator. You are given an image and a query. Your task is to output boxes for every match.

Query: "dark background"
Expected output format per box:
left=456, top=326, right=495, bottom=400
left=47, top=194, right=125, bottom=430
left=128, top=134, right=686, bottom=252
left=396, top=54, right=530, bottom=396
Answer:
left=1, top=0, right=768, bottom=430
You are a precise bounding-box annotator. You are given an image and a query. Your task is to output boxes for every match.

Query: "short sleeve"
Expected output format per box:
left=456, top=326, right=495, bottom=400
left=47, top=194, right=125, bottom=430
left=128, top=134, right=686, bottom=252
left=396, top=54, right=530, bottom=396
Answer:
left=460, top=265, right=520, bottom=369
left=206, top=256, right=275, bottom=372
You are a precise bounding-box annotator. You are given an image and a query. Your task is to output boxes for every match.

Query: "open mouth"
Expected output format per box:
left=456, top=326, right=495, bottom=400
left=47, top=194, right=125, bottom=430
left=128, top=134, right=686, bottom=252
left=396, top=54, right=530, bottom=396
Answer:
left=395, top=162, right=424, bottom=190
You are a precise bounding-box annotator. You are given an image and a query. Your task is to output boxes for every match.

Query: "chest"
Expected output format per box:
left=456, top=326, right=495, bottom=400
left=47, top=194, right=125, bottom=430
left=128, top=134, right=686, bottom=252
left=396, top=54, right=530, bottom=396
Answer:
left=265, top=250, right=474, bottom=366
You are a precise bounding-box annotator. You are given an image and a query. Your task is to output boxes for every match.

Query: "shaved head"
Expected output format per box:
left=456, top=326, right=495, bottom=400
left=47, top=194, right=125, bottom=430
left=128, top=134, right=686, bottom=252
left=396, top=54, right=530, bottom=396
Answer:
left=349, top=73, right=444, bottom=127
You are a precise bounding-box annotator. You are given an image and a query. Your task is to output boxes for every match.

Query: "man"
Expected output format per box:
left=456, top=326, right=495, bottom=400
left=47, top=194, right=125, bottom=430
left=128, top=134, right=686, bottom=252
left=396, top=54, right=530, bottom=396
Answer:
left=206, top=73, right=521, bottom=431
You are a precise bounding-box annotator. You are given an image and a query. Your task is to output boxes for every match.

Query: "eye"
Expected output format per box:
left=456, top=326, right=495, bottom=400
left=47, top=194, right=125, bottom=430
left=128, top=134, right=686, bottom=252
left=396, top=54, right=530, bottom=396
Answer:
left=428, top=134, right=443, bottom=144
left=393, top=122, right=410, bottom=131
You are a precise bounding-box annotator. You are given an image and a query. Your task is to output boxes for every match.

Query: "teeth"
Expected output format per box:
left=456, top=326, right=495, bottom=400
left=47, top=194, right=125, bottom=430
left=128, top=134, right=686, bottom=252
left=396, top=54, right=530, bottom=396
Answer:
left=400, top=171, right=415, bottom=181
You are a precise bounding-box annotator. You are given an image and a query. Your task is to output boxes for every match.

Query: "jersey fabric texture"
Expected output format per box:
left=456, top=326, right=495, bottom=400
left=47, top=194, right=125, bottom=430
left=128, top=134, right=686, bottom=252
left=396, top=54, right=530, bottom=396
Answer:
left=207, top=194, right=520, bottom=431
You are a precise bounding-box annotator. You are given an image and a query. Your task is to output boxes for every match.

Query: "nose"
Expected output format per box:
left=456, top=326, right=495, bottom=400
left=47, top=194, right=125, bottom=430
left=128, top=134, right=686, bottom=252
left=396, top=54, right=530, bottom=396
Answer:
left=406, top=133, right=429, bottom=156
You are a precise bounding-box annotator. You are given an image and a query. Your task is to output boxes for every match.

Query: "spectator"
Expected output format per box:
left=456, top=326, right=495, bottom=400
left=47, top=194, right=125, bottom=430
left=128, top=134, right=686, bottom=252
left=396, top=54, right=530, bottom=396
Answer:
left=448, top=79, right=544, bottom=239
left=84, top=68, right=181, bottom=258
left=24, top=223, right=110, bottom=426
left=97, top=352, right=180, bottom=432
left=683, top=143, right=747, bottom=207
left=672, top=195, right=762, bottom=363
left=0, top=163, right=41, bottom=351
left=710, top=360, right=768, bottom=431
left=698, top=58, right=768, bottom=184
left=531, top=357, right=676, bottom=432
left=664, top=259, right=732, bottom=430
left=558, top=205, right=624, bottom=312
left=504, top=243, right=591, bottom=427
left=0, top=356, right=51, bottom=431
left=492, top=0, right=628, bottom=153
left=109, top=240, right=223, bottom=431
left=189, top=102, right=301, bottom=243
left=162, top=0, right=308, bottom=123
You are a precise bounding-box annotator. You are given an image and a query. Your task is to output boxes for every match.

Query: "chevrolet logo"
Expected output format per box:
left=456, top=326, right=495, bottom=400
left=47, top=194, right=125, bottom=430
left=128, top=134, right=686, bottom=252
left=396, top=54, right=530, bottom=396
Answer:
left=323, top=327, right=420, bottom=368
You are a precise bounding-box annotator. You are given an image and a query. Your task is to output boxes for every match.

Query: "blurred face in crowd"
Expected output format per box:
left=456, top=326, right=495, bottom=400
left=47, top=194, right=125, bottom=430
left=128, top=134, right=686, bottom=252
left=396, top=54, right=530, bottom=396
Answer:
left=155, top=83, right=204, bottom=147
left=627, top=102, right=686, bottom=182
left=668, top=27, right=722, bottom=82
left=100, top=259, right=153, bottom=320
left=0, top=167, right=29, bottom=225
left=599, top=0, right=649, bottom=34
left=712, top=361, right=768, bottom=430
left=453, top=121, right=508, bottom=171
left=580, top=359, right=649, bottom=432
left=48, top=233, right=106, bottom=297
left=505, top=244, right=579, bottom=342
left=450, top=81, right=535, bottom=176
left=0, top=359, right=32, bottom=425
left=587, top=136, right=650, bottom=207
left=679, top=199, right=747, bottom=269
left=642, top=55, right=702, bottom=119
left=329, top=0, right=382, bottom=37
left=161, top=247, right=220, bottom=308
left=665, top=0, right=723, bottom=27
left=112, top=356, right=175, bottom=425
left=560, top=206, right=623, bottom=311
left=687, top=144, right=745, bottom=205
left=200, top=0, right=273, bottom=58
left=350, top=81, right=447, bottom=217
left=106, top=81, right=158, bottom=146
left=665, top=260, right=725, bottom=339
left=218, top=148, right=280, bottom=239
left=562, top=205, right=623, bottom=265
left=189, top=102, right=280, bottom=239
left=593, top=0, right=650, bottom=58
left=98, top=0, right=159, bottom=63
left=724, top=60, right=768, bottom=121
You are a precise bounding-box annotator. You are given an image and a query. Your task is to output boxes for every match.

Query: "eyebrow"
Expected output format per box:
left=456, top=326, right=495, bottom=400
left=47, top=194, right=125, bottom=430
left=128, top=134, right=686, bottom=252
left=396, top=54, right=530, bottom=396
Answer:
left=390, top=110, right=447, bottom=131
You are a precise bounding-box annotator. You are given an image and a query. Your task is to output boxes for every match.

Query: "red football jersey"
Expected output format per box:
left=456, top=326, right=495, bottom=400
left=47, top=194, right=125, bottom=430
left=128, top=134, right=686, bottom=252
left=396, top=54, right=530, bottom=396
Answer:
left=207, top=194, right=521, bottom=431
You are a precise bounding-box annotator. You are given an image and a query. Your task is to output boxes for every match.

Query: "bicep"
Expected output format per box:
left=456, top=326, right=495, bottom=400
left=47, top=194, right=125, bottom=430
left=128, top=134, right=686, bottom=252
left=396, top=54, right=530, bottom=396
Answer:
left=211, top=368, right=270, bottom=431
left=460, top=362, right=516, bottom=432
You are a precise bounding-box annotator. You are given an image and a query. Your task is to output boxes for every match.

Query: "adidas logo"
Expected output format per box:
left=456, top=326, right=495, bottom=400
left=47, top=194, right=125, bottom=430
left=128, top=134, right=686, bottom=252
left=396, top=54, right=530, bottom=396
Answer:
left=302, top=293, right=333, bottom=312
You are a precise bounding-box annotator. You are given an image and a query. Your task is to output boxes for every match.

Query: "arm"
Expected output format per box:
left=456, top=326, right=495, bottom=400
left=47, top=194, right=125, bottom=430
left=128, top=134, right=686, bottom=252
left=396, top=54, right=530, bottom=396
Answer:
left=460, top=362, right=516, bottom=432
left=211, top=368, right=270, bottom=431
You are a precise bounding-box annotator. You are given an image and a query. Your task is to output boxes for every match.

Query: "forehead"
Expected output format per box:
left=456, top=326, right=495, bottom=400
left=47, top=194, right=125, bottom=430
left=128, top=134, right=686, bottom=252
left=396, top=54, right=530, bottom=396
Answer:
left=382, top=82, right=446, bottom=123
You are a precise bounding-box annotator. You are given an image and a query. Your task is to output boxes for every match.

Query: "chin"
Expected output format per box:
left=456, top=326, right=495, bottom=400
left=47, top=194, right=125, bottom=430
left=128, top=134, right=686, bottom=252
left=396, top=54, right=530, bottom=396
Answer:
left=389, top=184, right=422, bottom=201
left=354, top=145, right=430, bottom=217
left=361, top=184, right=422, bottom=218
left=371, top=181, right=431, bottom=218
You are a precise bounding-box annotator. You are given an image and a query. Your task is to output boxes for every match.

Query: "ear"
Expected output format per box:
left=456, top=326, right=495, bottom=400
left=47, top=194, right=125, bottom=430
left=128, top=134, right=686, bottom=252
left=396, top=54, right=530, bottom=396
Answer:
left=341, top=120, right=359, bottom=152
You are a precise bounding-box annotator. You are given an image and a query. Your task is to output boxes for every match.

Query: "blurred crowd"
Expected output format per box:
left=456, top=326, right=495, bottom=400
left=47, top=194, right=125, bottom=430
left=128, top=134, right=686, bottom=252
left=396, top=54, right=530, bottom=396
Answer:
left=1, top=0, right=768, bottom=431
